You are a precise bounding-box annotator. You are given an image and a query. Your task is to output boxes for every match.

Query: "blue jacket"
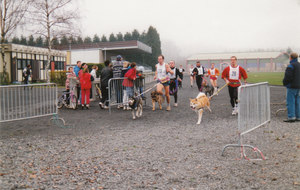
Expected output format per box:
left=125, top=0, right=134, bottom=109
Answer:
left=74, top=66, right=80, bottom=77
left=283, top=58, right=300, bottom=89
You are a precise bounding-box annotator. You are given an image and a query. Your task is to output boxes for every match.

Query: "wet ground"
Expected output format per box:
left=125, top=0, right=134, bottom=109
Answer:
left=1, top=77, right=299, bottom=189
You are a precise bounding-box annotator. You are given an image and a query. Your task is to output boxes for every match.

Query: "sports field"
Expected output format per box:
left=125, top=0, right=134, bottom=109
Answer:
left=247, top=72, right=284, bottom=86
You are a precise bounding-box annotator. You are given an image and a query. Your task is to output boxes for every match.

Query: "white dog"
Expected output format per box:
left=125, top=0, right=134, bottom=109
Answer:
left=190, top=92, right=212, bottom=125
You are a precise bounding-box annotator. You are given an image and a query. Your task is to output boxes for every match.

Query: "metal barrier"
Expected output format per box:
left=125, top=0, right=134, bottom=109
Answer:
left=0, top=83, right=57, bottom=123
left=108, top=77, right=146, bottom=114
left=222, top=82, right=270, bottom=160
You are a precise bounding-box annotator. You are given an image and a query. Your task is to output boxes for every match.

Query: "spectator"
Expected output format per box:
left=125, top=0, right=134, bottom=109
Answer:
left=99, top=60, right=113, bottom=109
left=282, top=52, right=300, bottom=122
left=90, top=65, right=98, bottom=79
left=123, top=62, right=137, bottom=99
left=121, top=61, right=130, bottom=110
left=135, top=67, right=145, bottom=100
left=113, top=55, right=124, bottom=108
left=74, top=61, right=82, bottom=104
left=65, top=67, right=76, bottom=104
left=80, top=67, right=92, bottom=109
left=23, top=64, right=32, bottom=84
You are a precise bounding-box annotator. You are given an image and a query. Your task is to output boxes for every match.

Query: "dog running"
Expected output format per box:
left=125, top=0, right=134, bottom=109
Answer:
left=151, top=90, right=165, bottom=111
left=190, top=92, right=212, bottom=125
left=128, top=93, right=143, bottom=120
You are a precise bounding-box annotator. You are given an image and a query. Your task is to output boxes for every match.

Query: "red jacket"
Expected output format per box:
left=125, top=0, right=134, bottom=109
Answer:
left=122, top=68, right=136, bottom=87
left=222, top=65, right=248, bottom=87
left=80, top=72, right=92, bottom=89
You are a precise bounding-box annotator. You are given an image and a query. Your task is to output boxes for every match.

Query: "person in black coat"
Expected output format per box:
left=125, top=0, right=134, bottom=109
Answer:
left=99, top=60, right=113, bottom=109
left=282, top=52, right=300, bottom=122
left=192, top=61, right=206, bottom=92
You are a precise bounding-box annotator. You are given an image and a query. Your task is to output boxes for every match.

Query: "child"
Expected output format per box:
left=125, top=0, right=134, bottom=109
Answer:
left=65, top=67, right=77, bottom=104
left=121, top=61, right=130, bottom=110
left=123, top=62, right=137, bottom=99
left=80, top=67, right=92, bottom=109
left=90, top=65, right=98, bottom=79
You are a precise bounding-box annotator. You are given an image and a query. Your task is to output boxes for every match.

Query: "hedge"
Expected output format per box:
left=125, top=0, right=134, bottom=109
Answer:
left=50, top=71, right=67, bottom=86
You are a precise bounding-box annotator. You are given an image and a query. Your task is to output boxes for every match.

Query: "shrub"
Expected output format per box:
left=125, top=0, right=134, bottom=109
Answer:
left=50, top=71, right=67, bottom=86
left=0, top=72, right=9, bottom=85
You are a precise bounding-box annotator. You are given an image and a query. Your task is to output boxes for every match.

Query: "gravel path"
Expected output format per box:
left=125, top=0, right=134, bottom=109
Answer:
left=1, top=77, right=299, bottom=189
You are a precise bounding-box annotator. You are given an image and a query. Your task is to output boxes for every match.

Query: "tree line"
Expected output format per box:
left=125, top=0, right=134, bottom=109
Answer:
left=9, top=26, right=162, bottom=70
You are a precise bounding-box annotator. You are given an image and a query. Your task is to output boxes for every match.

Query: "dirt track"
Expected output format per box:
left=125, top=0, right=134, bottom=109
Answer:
left=1, top=77, right=299, bottom=189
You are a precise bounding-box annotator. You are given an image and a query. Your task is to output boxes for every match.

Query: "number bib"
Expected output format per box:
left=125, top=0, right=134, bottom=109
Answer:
left=229, top=66, right=239, bottom=80
left=210, top=68, right=215, bottom=76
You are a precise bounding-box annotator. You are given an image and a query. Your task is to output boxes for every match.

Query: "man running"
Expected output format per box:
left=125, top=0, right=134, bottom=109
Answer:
left=168, top=61, right=182, bottom=107
left=178, top=64, right=185, bottom=88
left=192, top=61, right=206, bottom=92
left=154, top=55, right=173, bottom=111
left=207, top=63, right=220, bottom=94
left=222, top=56, right=248, bottom=115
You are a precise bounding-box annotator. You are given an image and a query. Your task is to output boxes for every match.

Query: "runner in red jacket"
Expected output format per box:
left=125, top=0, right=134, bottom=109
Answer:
left=222, top=56, right=248, bottom=115
left=80, top=67, right=92, bottom=109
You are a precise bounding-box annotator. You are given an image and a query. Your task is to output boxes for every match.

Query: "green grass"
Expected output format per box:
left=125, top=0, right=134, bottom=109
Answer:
left=247, top=72, right=284, bottom=86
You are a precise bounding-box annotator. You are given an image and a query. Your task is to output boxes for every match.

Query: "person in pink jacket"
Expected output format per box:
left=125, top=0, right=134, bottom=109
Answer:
left=122, top=62, right=137, bottom=98
left=80, top=67, right=92, bottom=109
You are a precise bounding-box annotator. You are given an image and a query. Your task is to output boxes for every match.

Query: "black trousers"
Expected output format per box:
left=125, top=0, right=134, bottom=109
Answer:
left=24, top=76, right=29, bottom=84
left=170, top=79, right=178, bottom=103
left=195, top=76, right=203, bottom=91
left=101, top=85, right=109, bottom=106
left=228, top=86, right=238, bottom=108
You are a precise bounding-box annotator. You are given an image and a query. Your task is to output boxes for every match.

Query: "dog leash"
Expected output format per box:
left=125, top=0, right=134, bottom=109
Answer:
left=135, top=83, right=159, bottom=98
left=209, top=83, right=228, bottom=99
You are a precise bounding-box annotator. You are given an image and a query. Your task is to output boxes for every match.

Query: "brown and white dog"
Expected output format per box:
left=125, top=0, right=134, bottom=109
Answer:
left=151, top=90, right=165, bottom=111
left=128, top=94, right=143, bottom=120
left=190, top=92, right=212, bottom=125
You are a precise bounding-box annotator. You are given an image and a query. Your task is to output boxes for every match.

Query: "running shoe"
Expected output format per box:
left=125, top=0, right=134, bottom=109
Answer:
left=166, top=105, right=171, bottom=111
left=174, top=103, right=178, bottom=107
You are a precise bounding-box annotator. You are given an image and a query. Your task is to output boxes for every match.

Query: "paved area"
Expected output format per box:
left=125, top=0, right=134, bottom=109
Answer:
left=1, top=77, right=299, bottom=189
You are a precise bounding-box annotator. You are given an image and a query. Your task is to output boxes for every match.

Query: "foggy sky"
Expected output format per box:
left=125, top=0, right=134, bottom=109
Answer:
left=78, top=0, right=300, bottom=57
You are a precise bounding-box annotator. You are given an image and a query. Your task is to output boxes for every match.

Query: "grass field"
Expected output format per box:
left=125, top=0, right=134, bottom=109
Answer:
left=247, top=72, right=284, bottom=86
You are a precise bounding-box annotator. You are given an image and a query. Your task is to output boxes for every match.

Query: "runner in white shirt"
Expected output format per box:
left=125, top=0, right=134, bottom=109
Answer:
left=154, top=55, right=174, bottom=111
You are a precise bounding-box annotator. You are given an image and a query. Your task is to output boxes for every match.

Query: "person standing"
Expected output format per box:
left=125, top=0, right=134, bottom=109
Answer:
left=222, top=56, right=248, bottom=115
left=168, top=61, right=182, bottom=107
left=112, top=55, right=124, bottom=108
left=154, top=55, right=173, bottom=111
left=74, top=61, right=82, bottom=104
left=207, top=63, right=220, bottom=94
left=99, top=60, right=113, bottom=109
left=189, top=65, right=194, bottom=87
left=282, top=52, right=300, bottom=122
left=80, top=67, right=92, bottom=109
left=121, top=61, right=130, bottom=110
left=123, top=62, right=137, bottom=98
left=23, top=64, right=32, bottom=84
left=178, top=64, right=185, bottom=88
left=90, top=65, right=98, bottom=79
left=192, top=61, right=206, bottom=92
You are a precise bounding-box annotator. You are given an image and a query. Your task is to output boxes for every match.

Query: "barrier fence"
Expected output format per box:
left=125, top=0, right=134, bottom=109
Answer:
left=108, top=77, right=146, bottom=114
left=0, top=83, right=57, bottom=123
left=222, top=82, right=270, bottom=160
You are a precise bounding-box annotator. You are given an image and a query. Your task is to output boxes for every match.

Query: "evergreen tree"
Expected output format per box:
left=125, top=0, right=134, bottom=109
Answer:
left=139, top=31, right=147, bottom=43
left=101, top=35, right=108, bottom=42
left=52, top=37, right=59, bottom=46
left=60, top=35, right=68, bottom=45
left=124, top=32, right=132, bottom=41
left=131, top=29, right=140, bottom=40
left=44, top=38, right=49, bottom=47
left=20, top=35, right=27, bottom=45
left=84, top=36, right=92, bottom=43
left=109, top=33, right=117, bottom=42
left=77, top=36, right=84, bottom=44
left=145, top=26, right=162, bottom=70
left=28, top=35, right=35, bottom=46
left=69, top=36, right=77, bottom=44
left=36, top=36, right=44, bottom=47
left=93, top=34, right=100, bottom=43
left=11, top=36, right=20, bottom=44
left=116, top=32, right=124, bottom=41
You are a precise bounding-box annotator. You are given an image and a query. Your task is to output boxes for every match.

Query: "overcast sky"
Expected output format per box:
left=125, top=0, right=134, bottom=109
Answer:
left=78, top=0, right=300, bottom=57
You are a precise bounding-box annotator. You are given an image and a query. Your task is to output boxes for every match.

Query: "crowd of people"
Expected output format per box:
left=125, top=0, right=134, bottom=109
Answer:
left=62, top=52, right=299, bottom=122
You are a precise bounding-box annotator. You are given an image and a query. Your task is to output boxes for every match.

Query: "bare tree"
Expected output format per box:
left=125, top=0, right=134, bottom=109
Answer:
left=31, top=0, right=79, bottom=82
left=0, top=0, right=30, bottom=83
